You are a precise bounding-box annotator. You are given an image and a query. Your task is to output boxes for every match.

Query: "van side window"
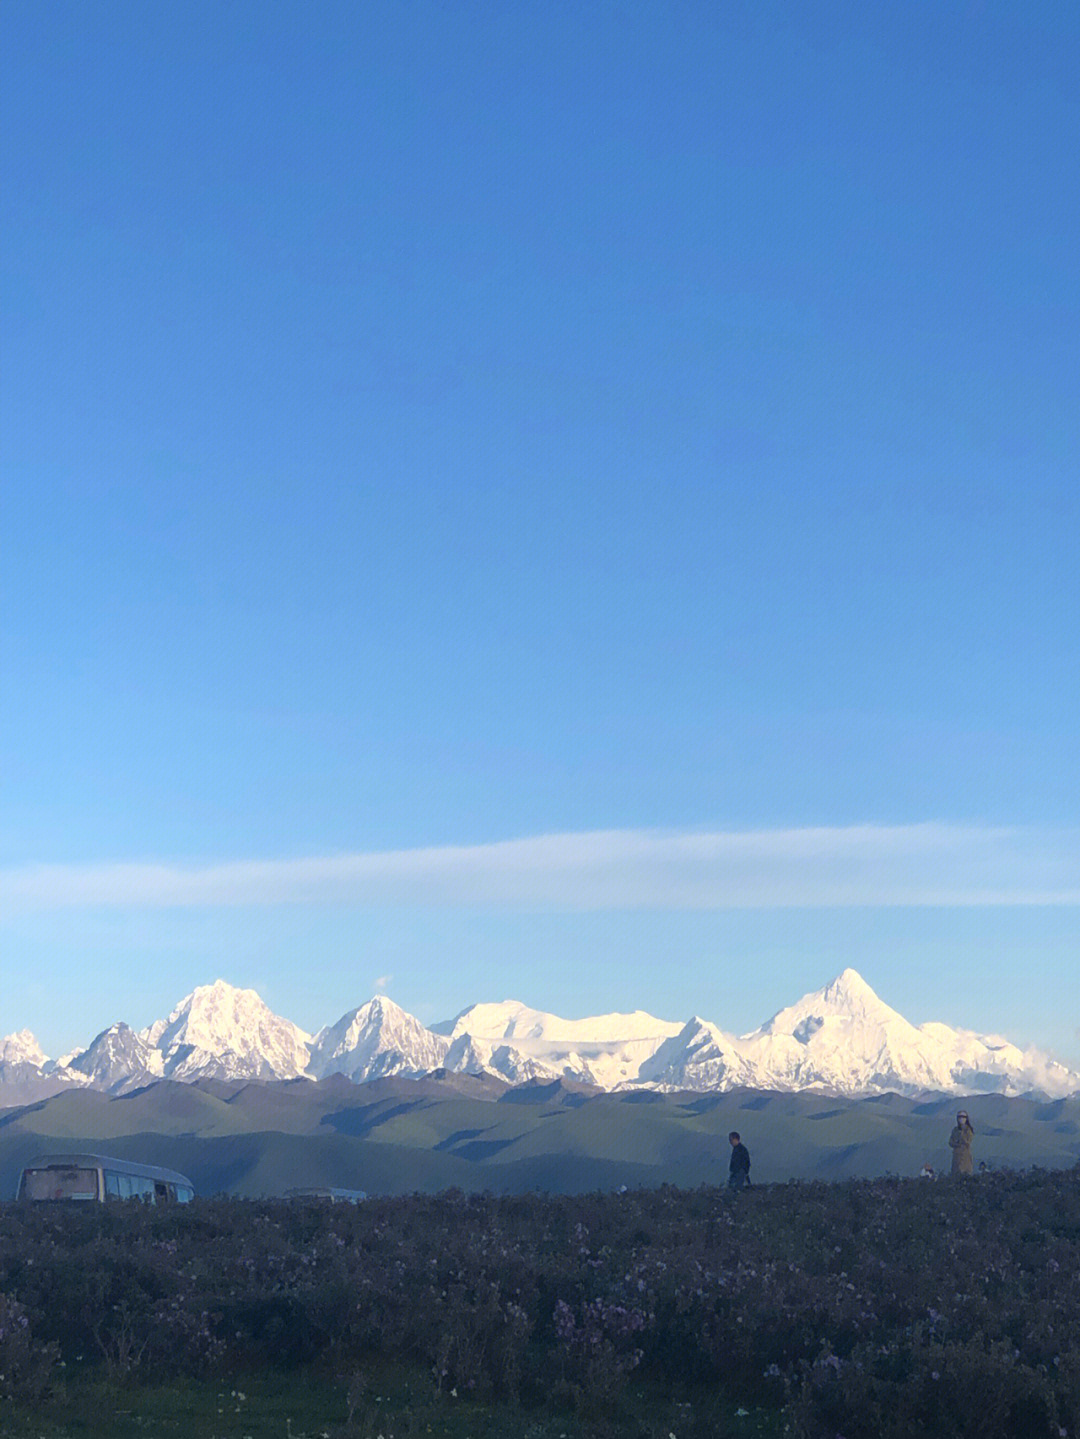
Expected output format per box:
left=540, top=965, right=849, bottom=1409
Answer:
left=105, top=1171, right=122, bottom=1199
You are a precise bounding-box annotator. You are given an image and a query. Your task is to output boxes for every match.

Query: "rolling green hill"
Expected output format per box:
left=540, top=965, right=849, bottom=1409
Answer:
left=1, top=1076, right=1077, bottom=1199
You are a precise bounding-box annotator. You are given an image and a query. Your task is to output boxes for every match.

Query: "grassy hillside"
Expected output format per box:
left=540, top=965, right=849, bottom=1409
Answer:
left=1, top=1077, right=1077, bottom=1199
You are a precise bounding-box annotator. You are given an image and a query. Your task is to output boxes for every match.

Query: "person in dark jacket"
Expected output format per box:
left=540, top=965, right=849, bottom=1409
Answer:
left=728, top=1132, right=751, bottom=1190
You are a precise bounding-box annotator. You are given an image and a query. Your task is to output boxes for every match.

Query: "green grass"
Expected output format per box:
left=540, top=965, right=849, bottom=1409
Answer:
left=1, top=1369, right=786, bottom=1439
left=1, top=1371, right=342, bottom=1439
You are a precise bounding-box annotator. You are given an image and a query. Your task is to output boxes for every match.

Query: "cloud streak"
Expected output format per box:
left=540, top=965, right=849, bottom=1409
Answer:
left=2, top=824, right=1078, bottom=913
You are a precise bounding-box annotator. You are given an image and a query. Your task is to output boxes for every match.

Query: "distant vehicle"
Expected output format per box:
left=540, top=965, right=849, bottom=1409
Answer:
left=16, top=1153, right=195, bottom=1204
left=284, top=1186, right=367, bottom=1203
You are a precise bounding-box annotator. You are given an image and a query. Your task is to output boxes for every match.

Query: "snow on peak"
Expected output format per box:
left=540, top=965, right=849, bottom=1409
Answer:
left=435, top=1000, right=685, bottom=1088
left=438, top=1000, right=682, bottom=1045
left=754, top=968, right=898, bottom=1035
left=5, top=971, right=1078, bottom=1104
left=442, top=1032, right=563, bottom=1084
left=0, top=1029, right=48, bottom=1068
left=636, top=1016, right=756, bottom=1091
left=147, top=980, right=312, bottom=1081
left=823, top=967, right=881, bottom=1004
left=434, top=1000, right=545, bottom=1040
left=720, top=968, right=1080, bottom=1099
left=64, top=1022, right=163, bottom=1093
left=308, top=995, right=450, bottom=1082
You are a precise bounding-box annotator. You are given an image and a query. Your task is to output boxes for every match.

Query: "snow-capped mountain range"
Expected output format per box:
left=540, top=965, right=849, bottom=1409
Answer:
left=2, top=971, right=1077, bottom=1106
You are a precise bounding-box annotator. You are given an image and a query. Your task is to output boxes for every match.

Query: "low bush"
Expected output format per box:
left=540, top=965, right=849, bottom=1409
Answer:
left=0, top=1165, right=1077, bottom=1436
left=0, top=1289, right=59, bottom=1403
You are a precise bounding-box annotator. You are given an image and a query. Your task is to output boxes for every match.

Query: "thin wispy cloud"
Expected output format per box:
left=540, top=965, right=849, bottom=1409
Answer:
left=1, top=824, right=1078, bottom=912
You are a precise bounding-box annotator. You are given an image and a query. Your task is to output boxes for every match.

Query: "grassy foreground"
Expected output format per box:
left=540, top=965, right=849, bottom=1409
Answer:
left=1, top=1368, right=782, bottom=1439
left=2, top=1167, right=1078, bottom=1438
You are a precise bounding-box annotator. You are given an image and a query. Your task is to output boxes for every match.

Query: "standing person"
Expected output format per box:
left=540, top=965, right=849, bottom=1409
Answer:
left=728, top=1131, right=751, bottom=1191
left=948, top=1110, right=975, bottom=1174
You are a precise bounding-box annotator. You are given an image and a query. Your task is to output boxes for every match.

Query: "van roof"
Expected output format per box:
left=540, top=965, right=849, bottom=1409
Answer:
left=285, top=1186, right=367, bottom=1199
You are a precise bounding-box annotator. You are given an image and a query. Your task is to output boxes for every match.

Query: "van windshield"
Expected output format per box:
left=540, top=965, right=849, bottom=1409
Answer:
left=21, top=1166, right=99, bottom=1201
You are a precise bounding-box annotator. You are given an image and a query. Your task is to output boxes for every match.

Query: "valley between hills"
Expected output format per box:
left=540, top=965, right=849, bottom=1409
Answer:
left=2, top=1071, right=1078, bottom=1200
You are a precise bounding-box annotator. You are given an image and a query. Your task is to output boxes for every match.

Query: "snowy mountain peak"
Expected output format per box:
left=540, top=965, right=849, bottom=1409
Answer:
left=819, top=968, right=889, bottom=1011
left=637, top=1016, right=754, bottom=1090
left=434, top=999, right=539, bottom=1040
left=309, top=994, right=419, bottom=1047
left=308, top=995, right=450, bottom=1083
left=356, top=994, right=411, bottom=1022
left=434, top=1000, right=685, bottom=1088
left=753, top=968, right=902, bottom=1041
left=64, top=1022, right=163, bottom=1094
left=0, top=1029, right=48, bottom=1067
left=442, top=1033, right=562, bottom=1084
left=4, top=971, right=1078, bottom=1108
left=158, top=980, right=310, bottom=1039
left=146, top=980, right=312, bottom=1081
left=437, top=999, right=683, bottom=1045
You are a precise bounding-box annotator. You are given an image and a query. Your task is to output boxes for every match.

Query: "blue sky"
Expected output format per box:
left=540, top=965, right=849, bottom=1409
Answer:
left=2, top=1, right=1077, bottom=1062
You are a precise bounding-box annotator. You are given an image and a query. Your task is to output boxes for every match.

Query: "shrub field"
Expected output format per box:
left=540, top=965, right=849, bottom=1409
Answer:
left=1, top=1165, right=1078, bottom=1438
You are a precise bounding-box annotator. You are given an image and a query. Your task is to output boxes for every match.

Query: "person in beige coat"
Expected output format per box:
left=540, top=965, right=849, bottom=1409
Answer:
left=948, top=1110, right=975, bottom=1174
